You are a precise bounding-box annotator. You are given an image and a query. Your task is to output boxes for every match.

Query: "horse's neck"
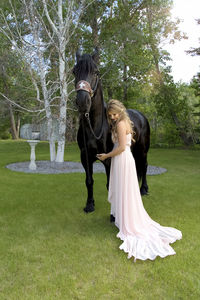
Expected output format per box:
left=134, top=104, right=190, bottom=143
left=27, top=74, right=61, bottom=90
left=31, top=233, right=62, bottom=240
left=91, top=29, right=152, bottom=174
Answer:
left=91, top=87, right=106, bottom=126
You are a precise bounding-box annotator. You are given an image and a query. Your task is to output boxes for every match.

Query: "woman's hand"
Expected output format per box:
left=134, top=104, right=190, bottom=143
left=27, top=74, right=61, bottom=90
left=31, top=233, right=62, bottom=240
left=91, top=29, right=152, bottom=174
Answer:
left=96, top=153, right=108, bottom=161
left=96, top=121, right=127, bottom=161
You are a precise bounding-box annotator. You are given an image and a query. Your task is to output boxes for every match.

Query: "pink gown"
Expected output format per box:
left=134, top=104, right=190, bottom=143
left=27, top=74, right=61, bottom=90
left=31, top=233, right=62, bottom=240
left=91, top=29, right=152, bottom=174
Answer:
left=108, top=133, right=182, bottom=261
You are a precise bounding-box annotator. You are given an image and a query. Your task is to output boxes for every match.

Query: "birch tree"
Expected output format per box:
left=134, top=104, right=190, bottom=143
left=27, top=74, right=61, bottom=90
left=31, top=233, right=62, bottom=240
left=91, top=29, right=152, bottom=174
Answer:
left=0, top=0, right=88, bottom=162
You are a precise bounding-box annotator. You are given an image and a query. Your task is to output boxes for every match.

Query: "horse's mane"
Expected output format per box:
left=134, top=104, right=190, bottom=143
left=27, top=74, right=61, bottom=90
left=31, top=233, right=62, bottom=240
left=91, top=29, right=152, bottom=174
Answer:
left=74, top=54, right=96, bottom=78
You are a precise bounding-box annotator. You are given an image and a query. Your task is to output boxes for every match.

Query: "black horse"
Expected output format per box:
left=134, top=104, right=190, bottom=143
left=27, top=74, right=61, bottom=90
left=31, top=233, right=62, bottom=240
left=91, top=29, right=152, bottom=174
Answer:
left=73, top=50, right=150, bottom=213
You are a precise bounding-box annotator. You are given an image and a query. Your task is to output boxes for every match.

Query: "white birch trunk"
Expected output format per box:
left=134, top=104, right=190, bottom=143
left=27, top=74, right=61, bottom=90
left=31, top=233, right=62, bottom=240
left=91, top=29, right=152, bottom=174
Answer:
left=33, top=37, right=55, bottom=159
left=55, top=52, right=67, bottom=162
left=55, top=0, right=67, bottom=162
left=39, top=63, right=55, bottom=161
left=47, top=118, right=56, bottom=162
left=49, top=140, right=56, bottom=161
left=30, top=0, right=56, bottom=161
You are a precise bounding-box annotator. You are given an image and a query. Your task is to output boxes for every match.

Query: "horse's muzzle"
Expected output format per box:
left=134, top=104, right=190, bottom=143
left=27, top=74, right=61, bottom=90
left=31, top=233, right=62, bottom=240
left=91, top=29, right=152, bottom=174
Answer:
left=76, top=90, right=91, bottom=114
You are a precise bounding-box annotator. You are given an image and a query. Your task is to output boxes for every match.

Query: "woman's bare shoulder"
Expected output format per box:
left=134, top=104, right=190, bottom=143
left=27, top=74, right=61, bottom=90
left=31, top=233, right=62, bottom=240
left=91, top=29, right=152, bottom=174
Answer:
left=117, top=120, right=126, bottom=130
left=117, top=120, right=126, bottom=126
left=117, top=120, right=130, bottom=133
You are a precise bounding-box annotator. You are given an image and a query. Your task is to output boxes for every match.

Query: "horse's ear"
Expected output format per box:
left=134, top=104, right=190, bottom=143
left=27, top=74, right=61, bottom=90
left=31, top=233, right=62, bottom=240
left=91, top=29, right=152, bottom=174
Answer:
left=92, top=47, right=99, bottom=64
left=76, top=49, right=82, bottom=62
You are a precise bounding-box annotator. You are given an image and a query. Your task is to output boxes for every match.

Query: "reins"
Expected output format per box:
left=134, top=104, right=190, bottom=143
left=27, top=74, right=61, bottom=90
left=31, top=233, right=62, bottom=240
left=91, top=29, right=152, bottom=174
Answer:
left=82, top=117, right=90, bottom=178
left=84, top=111, right=104, bottom=140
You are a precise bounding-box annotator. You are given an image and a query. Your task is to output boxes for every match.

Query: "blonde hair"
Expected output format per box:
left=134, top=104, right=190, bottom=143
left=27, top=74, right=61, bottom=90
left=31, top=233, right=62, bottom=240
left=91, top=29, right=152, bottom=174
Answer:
left=107, top=99, right=135, bottom=142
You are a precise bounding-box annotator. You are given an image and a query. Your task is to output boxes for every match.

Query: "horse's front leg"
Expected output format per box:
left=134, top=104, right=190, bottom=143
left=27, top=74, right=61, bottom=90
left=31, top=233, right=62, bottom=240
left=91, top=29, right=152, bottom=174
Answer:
left=81, top=152, right=95, bottom=213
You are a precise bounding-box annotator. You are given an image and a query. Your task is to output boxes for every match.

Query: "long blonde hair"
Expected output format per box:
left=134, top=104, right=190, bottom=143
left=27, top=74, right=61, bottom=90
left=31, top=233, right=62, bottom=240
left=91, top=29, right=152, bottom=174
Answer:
left=107, top=99, right=136, bottom=142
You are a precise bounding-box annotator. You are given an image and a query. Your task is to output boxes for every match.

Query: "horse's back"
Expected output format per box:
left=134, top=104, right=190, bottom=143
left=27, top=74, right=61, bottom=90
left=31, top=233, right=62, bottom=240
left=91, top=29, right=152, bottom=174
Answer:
left=127, top=109, right=150, bottom=152
left=128, top=109, right=149, bottom=129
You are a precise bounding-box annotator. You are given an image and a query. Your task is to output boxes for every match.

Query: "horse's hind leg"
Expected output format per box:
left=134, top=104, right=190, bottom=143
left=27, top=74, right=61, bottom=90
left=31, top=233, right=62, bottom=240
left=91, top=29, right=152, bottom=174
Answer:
left=140, top=154, right=149, bottom=196
left=104, top=160, right=111, bottom=190
left=104, top=161, right=115, bottom=222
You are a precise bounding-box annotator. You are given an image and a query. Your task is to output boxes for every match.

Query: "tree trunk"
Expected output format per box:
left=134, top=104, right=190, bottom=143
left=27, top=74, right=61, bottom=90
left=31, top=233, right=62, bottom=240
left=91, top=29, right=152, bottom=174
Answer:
left=48, top=118, right=56, bottom=161
left=16, top=114, right=20, bottom=138
left=30, top=0, right=56, bottom=161
left=9, top=104, right=18, bottom=139
left=55, top=0, right=67, bottom=163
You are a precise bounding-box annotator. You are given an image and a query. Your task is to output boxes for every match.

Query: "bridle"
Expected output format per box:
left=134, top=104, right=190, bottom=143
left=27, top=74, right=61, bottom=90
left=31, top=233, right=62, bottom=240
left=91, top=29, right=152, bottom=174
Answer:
left=75, top=75, right=99, bottom=98
left=75, top=75, right=104, bottom=140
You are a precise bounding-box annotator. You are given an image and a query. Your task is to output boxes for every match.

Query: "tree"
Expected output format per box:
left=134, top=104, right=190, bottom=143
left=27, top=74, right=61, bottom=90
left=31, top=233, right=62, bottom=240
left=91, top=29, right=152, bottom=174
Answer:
left=0, top=0, right=88, bottom=161
left=153, top=73, right=197, bottom=145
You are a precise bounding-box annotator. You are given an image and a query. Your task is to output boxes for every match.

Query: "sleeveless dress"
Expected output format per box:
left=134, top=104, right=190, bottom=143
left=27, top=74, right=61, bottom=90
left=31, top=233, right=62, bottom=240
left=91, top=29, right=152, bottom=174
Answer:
left=108, top=133, right=182, bottom=261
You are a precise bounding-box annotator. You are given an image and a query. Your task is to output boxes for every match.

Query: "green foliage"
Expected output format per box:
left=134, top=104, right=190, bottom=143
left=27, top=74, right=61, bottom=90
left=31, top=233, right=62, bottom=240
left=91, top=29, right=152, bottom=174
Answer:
left=162, top=122, right=181, bottom=147
left=190, top=75, right=200, bottom=125
left=0, top=29, right=39, bottom=139
left=151, top=72, right=199, bottom=145
left=153, top=73, right=179, bottom=117
left=0, top=113, right=11, bottom=139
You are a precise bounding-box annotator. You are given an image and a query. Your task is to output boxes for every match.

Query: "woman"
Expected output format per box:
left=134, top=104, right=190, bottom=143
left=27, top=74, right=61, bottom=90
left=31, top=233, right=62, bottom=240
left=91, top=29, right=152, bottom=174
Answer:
left=97, top=99, right=182, bottom=261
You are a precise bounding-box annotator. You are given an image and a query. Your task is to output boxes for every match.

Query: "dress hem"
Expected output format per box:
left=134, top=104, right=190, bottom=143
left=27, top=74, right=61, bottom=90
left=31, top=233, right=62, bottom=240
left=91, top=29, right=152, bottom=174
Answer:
left=117, top=231, right=182, bottom=262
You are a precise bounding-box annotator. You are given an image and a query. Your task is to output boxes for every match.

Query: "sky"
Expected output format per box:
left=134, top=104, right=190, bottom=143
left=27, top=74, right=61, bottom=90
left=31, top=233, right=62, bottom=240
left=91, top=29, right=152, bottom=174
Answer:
left=163, top=0, right=200, bottom=83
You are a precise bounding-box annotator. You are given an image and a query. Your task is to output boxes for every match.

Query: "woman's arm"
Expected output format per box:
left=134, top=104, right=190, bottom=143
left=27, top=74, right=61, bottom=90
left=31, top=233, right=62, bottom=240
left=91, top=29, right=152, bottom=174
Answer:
left=97, top=121, right=127, bottom=161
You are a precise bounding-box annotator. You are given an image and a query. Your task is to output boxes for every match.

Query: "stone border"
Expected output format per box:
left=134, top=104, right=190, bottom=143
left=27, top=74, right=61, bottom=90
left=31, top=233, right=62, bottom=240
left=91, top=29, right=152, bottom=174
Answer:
left=6, top=161, right=167, bottom=175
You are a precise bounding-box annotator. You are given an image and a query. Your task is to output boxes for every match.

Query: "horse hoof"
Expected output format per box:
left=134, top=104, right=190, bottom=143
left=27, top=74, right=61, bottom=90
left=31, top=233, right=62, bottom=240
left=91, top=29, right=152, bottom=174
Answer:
left=110, top=214, right=115, bottom=223
left=83, top=204, right=95, bottom=213
left=140, top=188, right=149, bottom=196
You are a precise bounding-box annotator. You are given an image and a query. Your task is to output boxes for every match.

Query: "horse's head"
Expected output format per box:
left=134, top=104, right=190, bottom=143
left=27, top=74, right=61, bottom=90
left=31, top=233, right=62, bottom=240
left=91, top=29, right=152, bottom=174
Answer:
left=73, top=49, right=99, bottom=114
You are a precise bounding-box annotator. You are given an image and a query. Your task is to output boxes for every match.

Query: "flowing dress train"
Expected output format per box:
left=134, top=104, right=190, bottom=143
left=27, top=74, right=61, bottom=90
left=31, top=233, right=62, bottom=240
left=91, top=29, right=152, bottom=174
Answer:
left=108, top=134, right=182, bottom=261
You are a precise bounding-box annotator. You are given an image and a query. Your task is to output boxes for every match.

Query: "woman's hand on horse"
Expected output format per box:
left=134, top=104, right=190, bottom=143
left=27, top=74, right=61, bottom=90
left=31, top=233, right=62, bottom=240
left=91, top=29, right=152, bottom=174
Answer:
left=96, top=153, right=107, bottom=161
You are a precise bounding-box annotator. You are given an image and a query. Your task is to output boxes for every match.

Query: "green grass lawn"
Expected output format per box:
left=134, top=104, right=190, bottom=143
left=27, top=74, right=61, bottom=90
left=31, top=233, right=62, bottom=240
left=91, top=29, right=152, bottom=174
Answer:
left=0, top=140, right=199, bottom=300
